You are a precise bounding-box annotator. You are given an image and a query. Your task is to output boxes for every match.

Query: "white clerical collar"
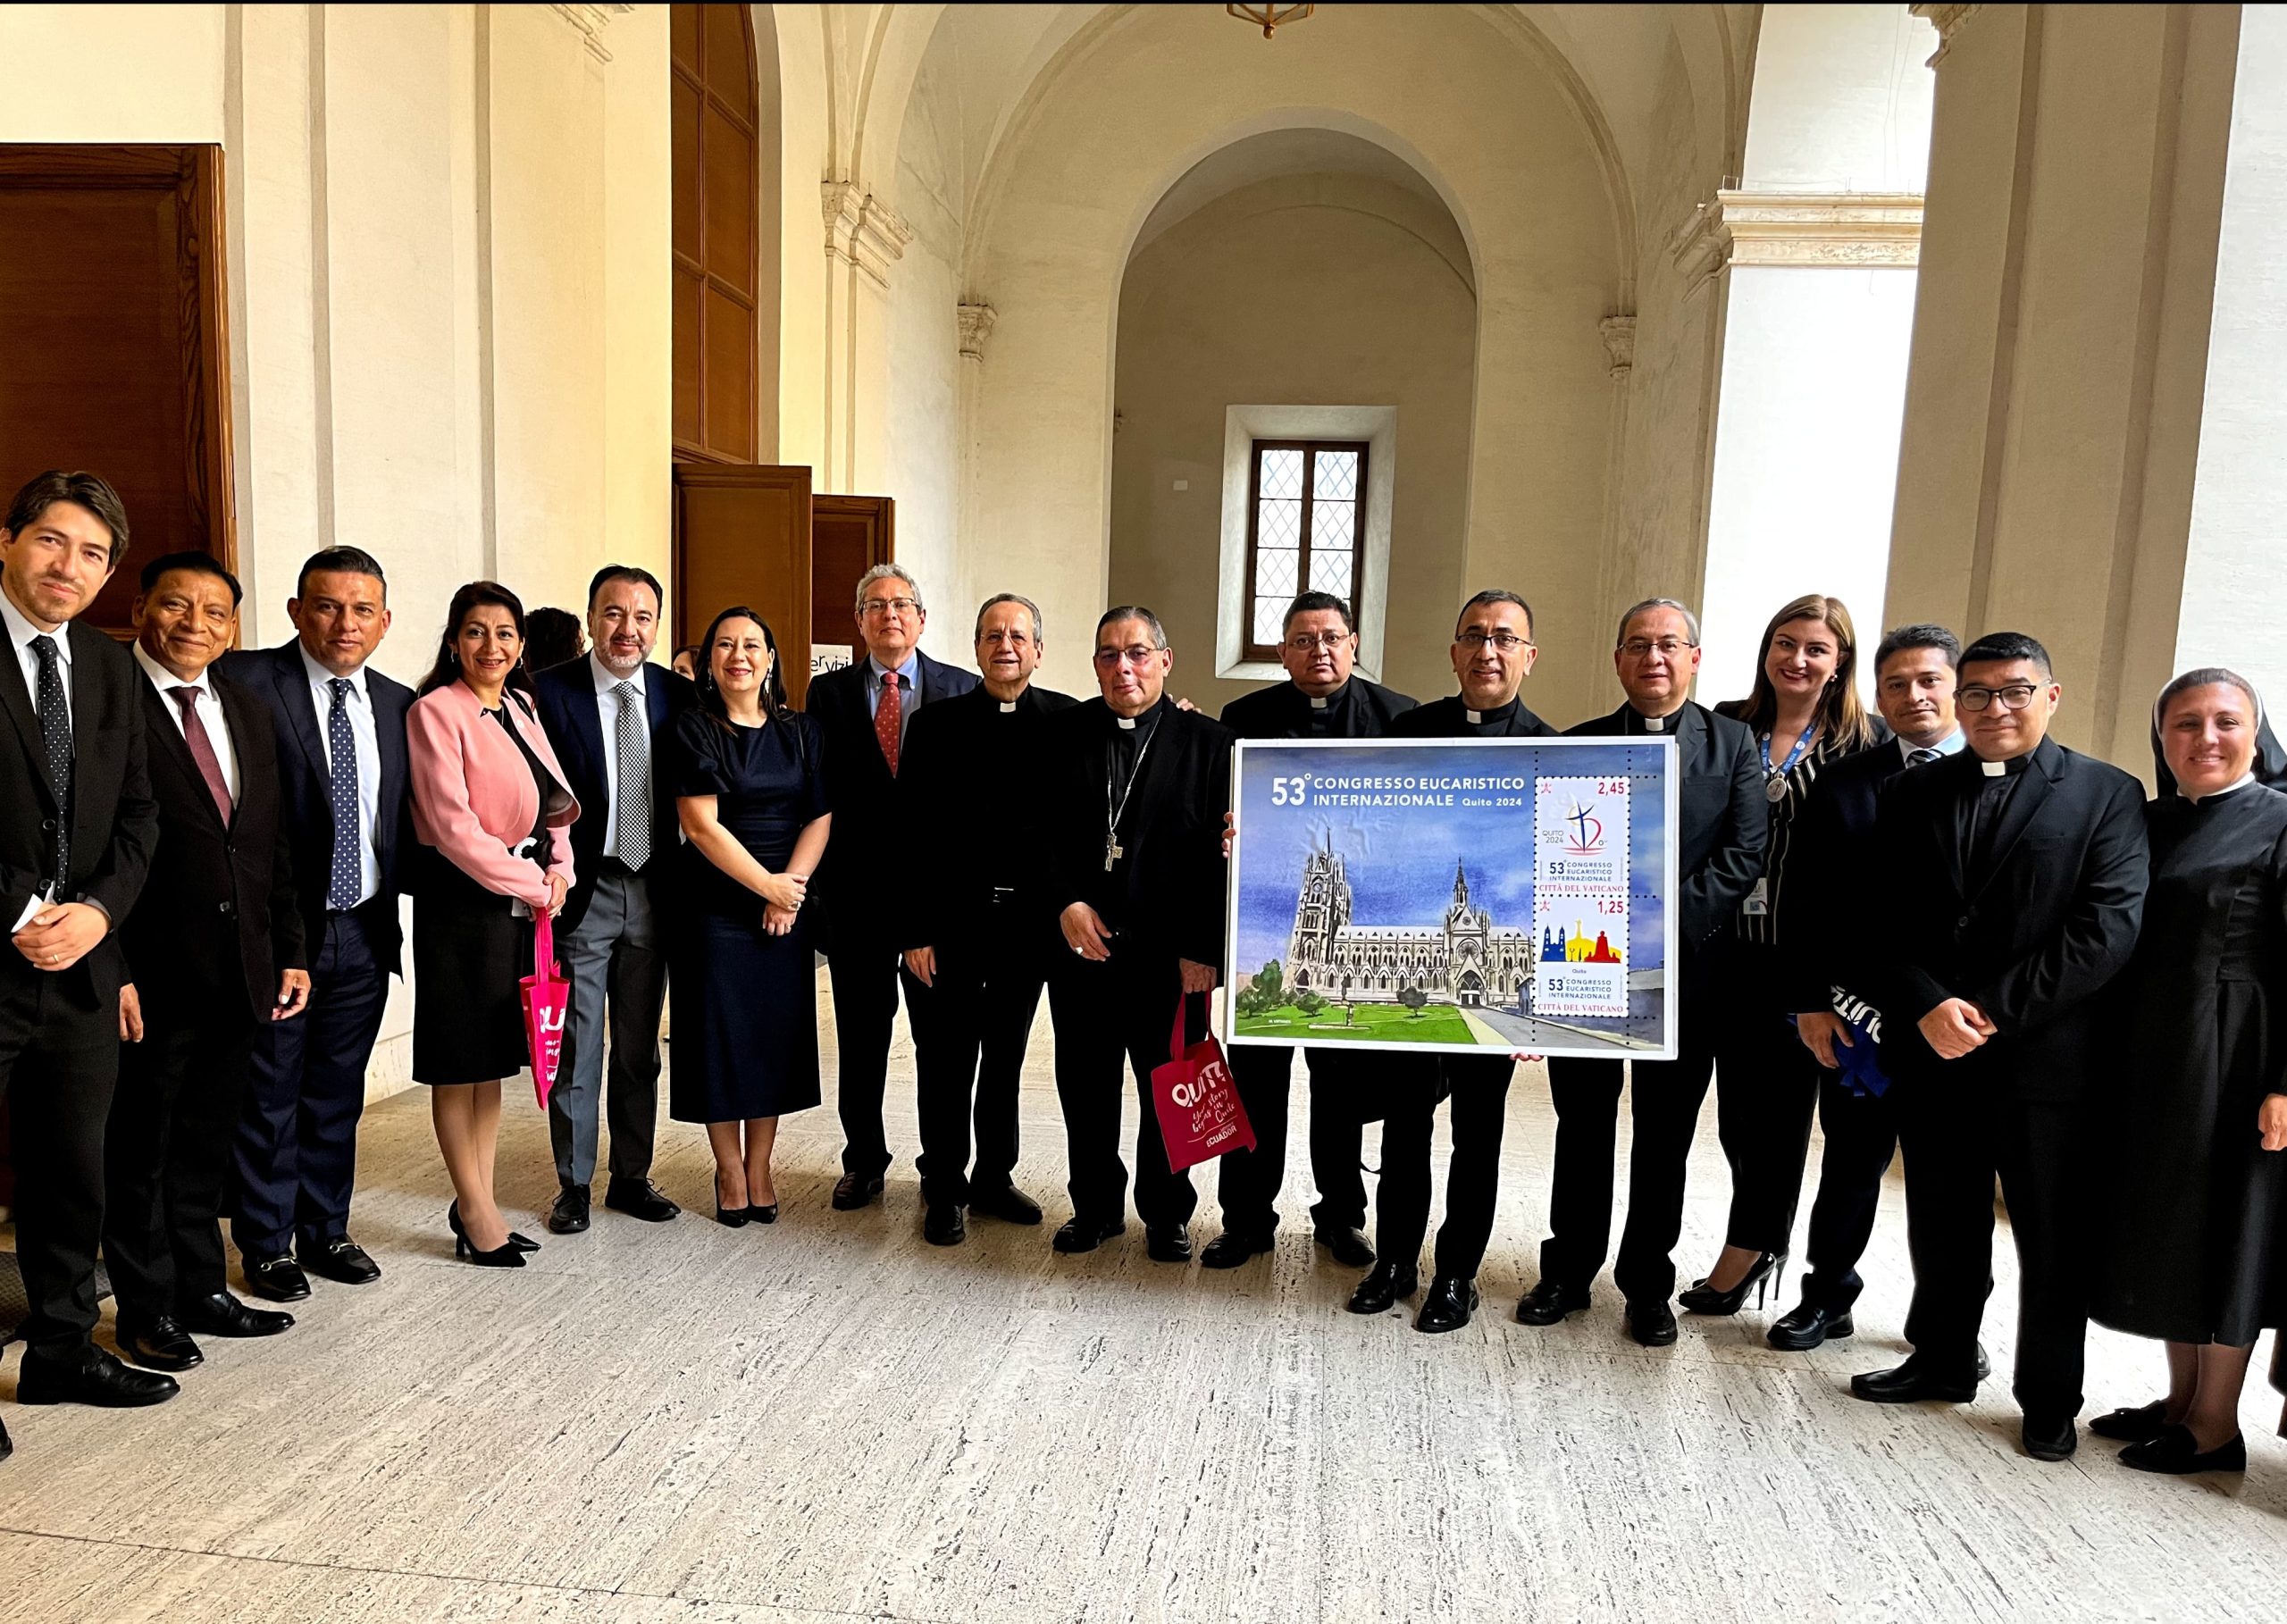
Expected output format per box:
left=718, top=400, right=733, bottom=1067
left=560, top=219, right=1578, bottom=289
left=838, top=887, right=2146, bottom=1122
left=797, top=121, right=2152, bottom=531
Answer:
left=1643, top=715, right=1664, bottom=732
left=1311, top=695, right=1329, bottom=710
left=1981, top=758, right=2007, bottom=777
left=2185, top=772, right=2260, bottom=804
left=1116, top=716, right=1137, bottom=730
left=1465, top=709, right=1484, bottom=725
left=591, top=651, right=647, bottom=696
left=999, top=700, right=1017, bottom=714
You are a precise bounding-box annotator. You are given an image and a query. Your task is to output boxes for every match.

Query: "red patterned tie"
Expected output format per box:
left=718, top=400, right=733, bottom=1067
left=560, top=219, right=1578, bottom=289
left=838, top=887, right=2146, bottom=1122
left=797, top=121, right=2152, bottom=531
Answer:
left=171, top=686, right=235, bottom=825
left=875, top=671, right=902, bottom=775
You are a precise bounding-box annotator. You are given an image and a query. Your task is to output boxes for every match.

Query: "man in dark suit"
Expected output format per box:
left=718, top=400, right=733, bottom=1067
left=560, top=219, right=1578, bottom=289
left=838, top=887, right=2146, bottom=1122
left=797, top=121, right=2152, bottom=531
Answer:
left=807, top=564, right=977, bottom=1210
left=532, top=565, right=696, bottom=1234
left=0, top=470, right=169, bottom=1427
left=1204, top=590, right=1415, bottom=1274
left=1517, top=597, right=1766, bottom=1347
left=1850, top=632, right=2148, bottom=1463
left=105, top=552, right=309, bottom=1374
left=1766, top=624, right=1964, bottom=1352
left=220, top=548, right=414, bottom=1303
left=1043, top=607, right=1232, bottom=1262
left=897, top=593, right=1076, bottom=1246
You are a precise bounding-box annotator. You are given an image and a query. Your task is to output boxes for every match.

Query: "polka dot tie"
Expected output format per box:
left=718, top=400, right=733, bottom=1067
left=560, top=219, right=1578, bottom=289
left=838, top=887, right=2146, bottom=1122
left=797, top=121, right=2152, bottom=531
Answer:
left=30, top=635, right=71, bottom=890
left=325, top=676, right=361, bottom=911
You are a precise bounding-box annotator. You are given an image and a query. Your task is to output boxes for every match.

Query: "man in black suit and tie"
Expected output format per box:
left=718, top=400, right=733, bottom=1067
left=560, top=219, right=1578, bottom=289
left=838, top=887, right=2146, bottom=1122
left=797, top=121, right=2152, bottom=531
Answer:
left=1517, top=598, right=1766, bottom=1347
left=807, top=564, right=977, bottom=1210
left=1850, top=632, right=2148, bottom=1463
left=0, top=470, right=168, bottom=1433
left=221, top=547, right=412, bottom=1303
left=532, top=564, right=695, bottom=1233
left=1766, top=624, right=1964, bottom=1352
left=105, top=553, right=309, bottom=1374
left=1204, top=590, right=1414, bottom=1274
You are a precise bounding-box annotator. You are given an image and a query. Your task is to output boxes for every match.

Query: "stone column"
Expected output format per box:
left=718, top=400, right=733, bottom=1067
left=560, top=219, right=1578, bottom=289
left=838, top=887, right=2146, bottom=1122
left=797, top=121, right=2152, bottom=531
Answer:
left=820, top=178, right=911, bottom=494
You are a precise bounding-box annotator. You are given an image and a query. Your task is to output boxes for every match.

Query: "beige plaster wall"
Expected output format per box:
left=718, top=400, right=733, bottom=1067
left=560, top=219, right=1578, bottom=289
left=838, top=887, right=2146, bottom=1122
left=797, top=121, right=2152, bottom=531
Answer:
left=1107, top=175, right=1477, bottom=717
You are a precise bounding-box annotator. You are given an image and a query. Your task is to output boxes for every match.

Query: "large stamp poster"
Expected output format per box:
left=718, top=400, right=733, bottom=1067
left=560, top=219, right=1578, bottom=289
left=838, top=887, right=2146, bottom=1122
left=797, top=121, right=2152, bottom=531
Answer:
left=1225, top=737, right=1679, bottom=1059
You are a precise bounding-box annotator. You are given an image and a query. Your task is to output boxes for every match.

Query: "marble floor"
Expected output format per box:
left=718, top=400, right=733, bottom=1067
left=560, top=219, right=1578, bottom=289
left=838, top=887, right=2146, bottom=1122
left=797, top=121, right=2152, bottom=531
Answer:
left=6, top=984, right=2287, bottom=1624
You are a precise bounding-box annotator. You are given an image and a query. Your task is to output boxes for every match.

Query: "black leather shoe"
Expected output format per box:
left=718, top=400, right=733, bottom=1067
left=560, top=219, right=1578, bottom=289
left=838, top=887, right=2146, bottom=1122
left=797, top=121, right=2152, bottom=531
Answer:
left=2090, top=1400, right=2171, bottom=1443
left=924, top=1203, right=967, bottom=1246
left=301, top=1235, right=381, bottom=1285
left=2021, top=1413, right=2079, bottom=1462
left=1201, top=1230, right=1275, bottom=1269
left=1415, top=1276, right=1480, bottom=1334
left=831, top=1172, right=885, bottom=1211
left=969, top=1185, right=1044, bottom=1226
left=1514, top=1279, right=1590, bottom=1326
left=180, top=1291, right=294, bottom=1338
left=1625, top=1298, right=1679, bottom=1347
left=116, top=1317, right=204, bottom=1373
left=17, top=1349, right=180, bottom=1408
left=605, top=1178, right=681, bottom=1223
left=2121, top=1423, right=2245, bottom=1475
left=244, top=1253, right=311, bottom=1303
left=1766, top=1301, right=1855, bottom=1352
left=1850, top=1354, right=1979, bottom=1404
left=1145, top=1223, right=1193, bottom=1263
left=1052, top=1216, right=1127, bottom=1254
left=549, top=1186, right=592, bottom=1234
left=1313, top=1225, right=1376, bottom=1268
left=1345, top=1260, right=1419, bottom=1314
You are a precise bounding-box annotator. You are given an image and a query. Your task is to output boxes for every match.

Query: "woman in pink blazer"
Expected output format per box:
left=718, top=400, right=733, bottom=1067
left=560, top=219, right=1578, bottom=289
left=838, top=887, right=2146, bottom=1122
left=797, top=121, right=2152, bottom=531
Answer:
left=407, top=581, right=579, bottom=1267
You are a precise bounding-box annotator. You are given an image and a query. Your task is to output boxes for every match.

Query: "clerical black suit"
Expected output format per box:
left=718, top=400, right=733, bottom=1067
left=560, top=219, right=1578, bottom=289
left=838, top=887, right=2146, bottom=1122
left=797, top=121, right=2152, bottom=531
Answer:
left=0, top=613, right=157, bottom=1369
left=1537, top=700, right=1765, bottom=1303
left=1872, top=735, right=2147, bottom=1417
left=105, top=666, right=304, bottom=1330
left=897, top=682, right=1079, bottom=1208
left=217, top=641, right=413, bottom=1266
left=1043, top=697, right=1232, bottom=1230
left=1216, top=675, right=1418, bottom=1243
left=1374, top=693, right=1554, bottom=1279
left=808, top=650, right=979, bottom=1180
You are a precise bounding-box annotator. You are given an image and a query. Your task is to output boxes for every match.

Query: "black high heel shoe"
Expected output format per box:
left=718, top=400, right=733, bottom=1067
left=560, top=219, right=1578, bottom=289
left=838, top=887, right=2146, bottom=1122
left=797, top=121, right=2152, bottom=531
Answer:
left=1677, top=1251, right=1787, bottom=1316
left=448, top=1201, right=540, bottom=1255
left=445, top=1203, right=527, bottom=1268
left=746, top=1203, right=779, bottom=1224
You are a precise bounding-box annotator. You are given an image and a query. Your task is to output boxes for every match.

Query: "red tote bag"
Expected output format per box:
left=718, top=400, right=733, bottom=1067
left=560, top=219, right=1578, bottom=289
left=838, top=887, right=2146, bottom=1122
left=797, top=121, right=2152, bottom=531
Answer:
left=1150, top=996, right=1256, bottom=1174
left=520, top=910, right=570, bottom=1109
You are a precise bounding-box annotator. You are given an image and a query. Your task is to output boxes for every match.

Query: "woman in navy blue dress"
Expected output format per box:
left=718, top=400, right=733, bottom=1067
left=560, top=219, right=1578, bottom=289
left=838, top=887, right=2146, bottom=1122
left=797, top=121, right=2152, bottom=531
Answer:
left=666, top=607, right=830, bottom=1225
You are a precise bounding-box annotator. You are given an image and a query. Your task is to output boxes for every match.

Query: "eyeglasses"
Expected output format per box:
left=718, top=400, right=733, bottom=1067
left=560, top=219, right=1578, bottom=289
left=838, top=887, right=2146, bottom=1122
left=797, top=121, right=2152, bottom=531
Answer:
left=1093, top=644, right=1163, bottom=667
left=1957, top=683, right=2042, bottom=713
left=1286, top=632, right=1354, bottom=652
left=861, top=597, right=920, bottom=618
left=979, top=629, right=1034, bottom=649
left=1456, top=631, right=1532, bottom=652
left=1621, top=637, right=1696, bottom=658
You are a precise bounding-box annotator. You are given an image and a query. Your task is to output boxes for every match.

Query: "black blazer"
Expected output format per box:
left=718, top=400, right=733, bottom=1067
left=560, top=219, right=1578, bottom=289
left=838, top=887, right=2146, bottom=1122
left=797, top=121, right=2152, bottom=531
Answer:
left=808, top=649, right=978, bottom=942
left=121, top=670, right=306, bottom=1025
left=1783, top=737, right=1923, bottom=1013
left=1870, top=735, right=2148, bottom=1097
left=215, top=641, right=415, bottom=975
left=0, top=620, right=158, bottom=1007
left=1567, top=699, right=1766, bottom=950
left=1219, top=675, right=1418, bottom=740
left=532, top=656, right=699, bottom=933
left=1043, top=699, right=1233, bottom=970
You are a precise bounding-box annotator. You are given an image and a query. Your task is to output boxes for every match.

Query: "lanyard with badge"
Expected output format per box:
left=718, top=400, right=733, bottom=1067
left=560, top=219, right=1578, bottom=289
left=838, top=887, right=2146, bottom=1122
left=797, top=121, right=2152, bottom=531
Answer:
left=1744, top=727, right=1816, bottom=916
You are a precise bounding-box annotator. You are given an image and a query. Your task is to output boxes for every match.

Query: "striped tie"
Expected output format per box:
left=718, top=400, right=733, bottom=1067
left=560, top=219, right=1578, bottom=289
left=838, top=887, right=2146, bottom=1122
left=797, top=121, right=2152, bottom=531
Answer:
left=1908, top=747, right=1940, bottom=766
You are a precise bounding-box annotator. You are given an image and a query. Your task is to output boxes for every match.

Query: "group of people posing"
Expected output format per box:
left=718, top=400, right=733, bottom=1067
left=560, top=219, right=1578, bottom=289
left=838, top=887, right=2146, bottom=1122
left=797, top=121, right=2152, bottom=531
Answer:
left=1, top=465, right=2281, bottom=1480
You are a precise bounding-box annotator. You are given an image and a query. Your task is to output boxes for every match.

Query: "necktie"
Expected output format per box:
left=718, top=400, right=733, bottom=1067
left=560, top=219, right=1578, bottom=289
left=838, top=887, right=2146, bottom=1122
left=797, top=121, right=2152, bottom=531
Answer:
left=875, top=670, right=902, bottom=775
left=170, top=687, right=234, bottom=825
left=326, top=676, right=362, bottom=910
left=1907, top=747, right=1940, bottom=766
left=608, top=681, right=651, bottom=870
left=30, top=635, right=71, bottom=889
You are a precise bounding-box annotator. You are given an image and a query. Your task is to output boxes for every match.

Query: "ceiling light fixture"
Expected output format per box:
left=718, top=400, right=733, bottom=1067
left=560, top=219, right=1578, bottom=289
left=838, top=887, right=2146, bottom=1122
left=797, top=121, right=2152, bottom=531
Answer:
left=1227, top=4, right=1315, bottom=40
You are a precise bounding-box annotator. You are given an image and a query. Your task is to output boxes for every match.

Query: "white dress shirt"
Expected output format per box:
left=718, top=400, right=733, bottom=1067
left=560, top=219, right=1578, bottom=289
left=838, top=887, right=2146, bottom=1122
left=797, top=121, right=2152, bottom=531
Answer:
left=1, top=586, right=71, bottom=726
left=1899, top=729, right=1966, bottom=766
left=134, top=641, right=241, bottom=804
left=299, top=642, right=383, bottom=907
left=591, top=652, right=649, bottom=858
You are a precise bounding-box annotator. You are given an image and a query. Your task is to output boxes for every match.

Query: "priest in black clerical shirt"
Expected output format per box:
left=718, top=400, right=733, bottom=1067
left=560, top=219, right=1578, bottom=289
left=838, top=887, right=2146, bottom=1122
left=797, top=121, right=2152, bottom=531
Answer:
left=1344, top=590, right=1555, bottom=1334
left=897, top=593, right=1078, bottom=1247
left=1848, top=632, right=2146, bottom=1465
left=1517, top=597, right=1765, bottom=1349
left=1041, top=606, right=1234, bottom=1261
left=1204, top=590, right=1415, bottom=1273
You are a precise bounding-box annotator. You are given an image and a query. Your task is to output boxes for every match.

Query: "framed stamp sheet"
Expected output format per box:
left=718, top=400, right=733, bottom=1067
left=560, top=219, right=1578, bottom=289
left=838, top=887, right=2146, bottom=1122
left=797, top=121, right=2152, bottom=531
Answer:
left=1224, top=736, right=1680, bottom=1060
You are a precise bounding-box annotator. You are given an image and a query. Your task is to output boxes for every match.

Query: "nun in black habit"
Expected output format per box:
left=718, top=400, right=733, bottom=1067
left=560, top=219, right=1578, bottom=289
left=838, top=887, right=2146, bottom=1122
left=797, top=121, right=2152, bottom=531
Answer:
left=2090, top=667, right=2287, bottom=1475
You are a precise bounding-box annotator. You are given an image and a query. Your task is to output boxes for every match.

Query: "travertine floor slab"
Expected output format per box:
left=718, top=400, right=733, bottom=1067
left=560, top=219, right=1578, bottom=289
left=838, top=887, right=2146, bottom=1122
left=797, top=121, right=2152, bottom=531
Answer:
left=6, top=979, right=2287, bottom=1622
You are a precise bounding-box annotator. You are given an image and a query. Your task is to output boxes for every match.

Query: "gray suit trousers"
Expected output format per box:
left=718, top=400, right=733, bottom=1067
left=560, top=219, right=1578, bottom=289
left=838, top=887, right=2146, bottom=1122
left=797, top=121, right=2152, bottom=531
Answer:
left=549, top=860, right=667, bottom=1187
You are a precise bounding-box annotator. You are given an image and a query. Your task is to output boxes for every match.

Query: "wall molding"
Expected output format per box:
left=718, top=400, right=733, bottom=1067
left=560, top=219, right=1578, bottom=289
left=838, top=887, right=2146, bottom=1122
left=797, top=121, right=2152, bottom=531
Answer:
left=823, top=180, right=913, bottom=289
left=1674, top=191, right=1923, bottom=286
left=549, top=4, right=633, bottom=64
left=1912, top=4, right=1988, bottom=67
left=957, top=301, right=997, bottom=363
left=1598, top=314, right=1636, bottom=381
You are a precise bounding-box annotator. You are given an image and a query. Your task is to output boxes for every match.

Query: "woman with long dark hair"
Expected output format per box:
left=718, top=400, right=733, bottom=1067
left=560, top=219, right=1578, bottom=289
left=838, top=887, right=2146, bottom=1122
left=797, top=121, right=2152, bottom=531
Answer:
left=1682, top=593, right=1883, bottom=1315
left=2090, top=668, right=2287, bottom=1474
left=665, top=607, right=829, bottom=1223
left=406, top=581, right=579, bottom=1266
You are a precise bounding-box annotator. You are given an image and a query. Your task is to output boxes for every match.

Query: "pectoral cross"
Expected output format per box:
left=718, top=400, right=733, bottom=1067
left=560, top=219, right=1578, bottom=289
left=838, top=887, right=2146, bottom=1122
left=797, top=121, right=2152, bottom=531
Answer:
left=1104, top=837, right=1125, bottom=872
